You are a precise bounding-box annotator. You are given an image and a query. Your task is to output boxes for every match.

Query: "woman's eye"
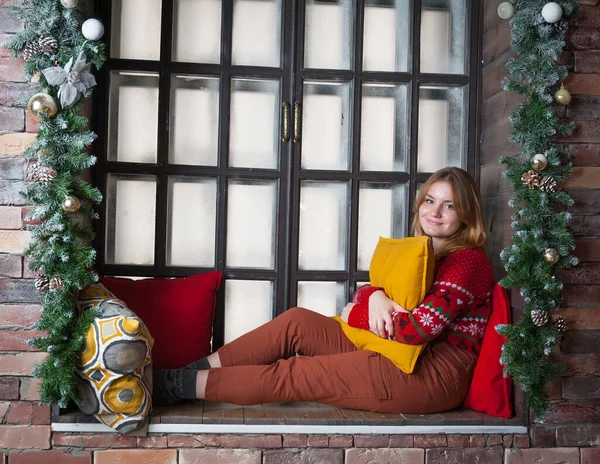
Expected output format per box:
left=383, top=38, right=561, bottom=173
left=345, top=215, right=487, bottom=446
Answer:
left=445, top=204, right=454, bottom=209
left=426, top=199, right=434, bottom=204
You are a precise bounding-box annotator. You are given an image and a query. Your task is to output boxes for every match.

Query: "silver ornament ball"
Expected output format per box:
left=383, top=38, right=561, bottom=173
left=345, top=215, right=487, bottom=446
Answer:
left=531, top=153, right=548, bottom=171
left=497, top=2, right=515, bottom=20
left=82, top=18, right=105, bottom=41
left=541, top=2, right=563, bottom=24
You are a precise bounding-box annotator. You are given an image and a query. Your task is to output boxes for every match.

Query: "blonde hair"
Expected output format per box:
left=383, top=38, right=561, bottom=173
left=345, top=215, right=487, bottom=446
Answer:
left=411, top=167, right=487, bottom=258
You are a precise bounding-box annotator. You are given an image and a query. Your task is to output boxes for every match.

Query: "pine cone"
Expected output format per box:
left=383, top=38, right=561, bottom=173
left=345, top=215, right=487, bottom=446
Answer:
left=553, top=315, right=566, bottom=333
left=27, top=163, right=42, bottom=182
left=531, top=309, right=549, bottom=327
left=37, top=167, right=56, bottom=184
left=539, top=175, right=558, bottom=193
left=554, top=20, right=569, bottom=35
left=49, top=277, right=64, bottom=290
left=38, top=34, right=59, bottom=55
left=35, top=275, right=50, bottom=292
left=521, top=170, right=542, bottom=189
left=22, top=42, right=42, bottom=61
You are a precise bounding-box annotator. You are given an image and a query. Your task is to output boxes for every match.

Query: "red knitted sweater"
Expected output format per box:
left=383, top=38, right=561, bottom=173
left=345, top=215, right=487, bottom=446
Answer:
left=347, top=247, right=494, bottom=355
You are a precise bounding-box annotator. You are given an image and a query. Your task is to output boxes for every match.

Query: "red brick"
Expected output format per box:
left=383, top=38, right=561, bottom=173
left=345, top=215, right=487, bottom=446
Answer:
left=560, top=121, right=600, bottom=143
left=136, top=435, right=167, bottom=448
left=389, top=435, right=413, bottom=447
left=0, top=57, right=26, bottom=83
left=0, top=425, right=50, bottom=449
left=264, top=449, right=342, bottom=464
left=8, top=450, right=92, bottom=464
left=165, top=434, right=220, bottom=448
left=557, top=424, right=600, bottom=446
left=22, top=257, right=39, bottom=279
left=582, top=447, right=600, bottom=464
left=180, top=449, right=261, bottom=464
left=347, top=448, right=423, bottom=464
left=0, top=305, right=40, bottom=328
left=6, top=401, right=32, bottom=424
left=0, top=107, right=23, bottom=132
left=574, top=238, right=600, bottom=261
left=426, top=447, right=503, bottom=464
left=0, top=377, right=18, bottom=400
left=31, top=404, right=49, bottom=425
left=513, top=434, right=530, bottom=448
left=0, top=330, right=46, bottom=351
left=502, top=435, right=514, bottom=448
left=0, top=353, right=46, bottom=375
left=52, top=433, right=137, bottom=449
left=532, top=425, right=556, bottom=447
left=575, top=51, right=600, bottom=73
left=0, top=255, right=21, bottom=277
left=469, top=435, right=486, bottom=447
left=557, top=353, right=600, bottom=376
left=567, top=27, right=600, bottom=51
left=486, top=435, right=503, bottom=446
left=352, top=434, right=389, bottom=448
left=447, top=434, right=470, bottom=447
left=505, top=448, right=579, bottom=464
left=306, top=435, right=329, bottom=447
left=19, top=377, right=40, bottom=401
left=94, top=450, right=176, bottom=464
left=282, top=434, right=307, bottom=447
left=0, top=401, right=8, bottom=421
left=574, top=5, right=600, bottom=27
left=545, top=377, right=562, bottom=400
left=0, top=83, right=37, bottom=108
left=563, top=284, right=600, bottom=306
left=414, top=434, right=447, bottom=448
left=327, top=435, right=352, bottom=448
left=217, top=435, right=282, bottom=449
left=562, top=331, right=600, bottom=354
left=564, top=73, right=600, bottom=96
left=569, top=144, right=600, bottom=166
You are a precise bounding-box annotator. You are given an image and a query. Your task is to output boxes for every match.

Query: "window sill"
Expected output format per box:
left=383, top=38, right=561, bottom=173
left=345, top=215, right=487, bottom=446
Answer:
left=53, top=401, right=527, bottom=435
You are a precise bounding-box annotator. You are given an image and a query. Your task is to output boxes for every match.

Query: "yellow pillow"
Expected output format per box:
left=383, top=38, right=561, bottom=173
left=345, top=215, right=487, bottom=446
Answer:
left=334, top=236, right=435, bottom=373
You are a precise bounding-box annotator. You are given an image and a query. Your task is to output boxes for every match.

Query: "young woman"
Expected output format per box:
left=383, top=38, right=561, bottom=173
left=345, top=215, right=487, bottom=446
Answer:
left=154, top=167, right=494, bottom=414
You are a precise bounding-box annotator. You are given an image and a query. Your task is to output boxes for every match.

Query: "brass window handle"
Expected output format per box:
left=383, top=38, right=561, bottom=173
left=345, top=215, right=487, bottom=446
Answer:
left=282, top=101, right=290, bottom=142
left=293, top=101, right=300, bottom=144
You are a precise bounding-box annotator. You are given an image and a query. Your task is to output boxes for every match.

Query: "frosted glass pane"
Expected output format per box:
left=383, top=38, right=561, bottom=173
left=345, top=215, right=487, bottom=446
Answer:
left=418, top=86, right=466, bottom=172
left=232, top=0, right=281, bottom=67
left=229, top=79, right=280, bottom=169
left=105, top=175, right=156, bottom=265
left=360, top=83, right=408, bottom=172
left=170, top=76, right=220, bottom=166
left=357, top=183, right=407, bottom=271
left=297, top=282, right=346, bottom=317
left=167, top=177, right=217, bottom=267
left=301, top=81, right=351, bottom=171
left=224, top=280, right=273, bottom=343
left=108, top=72, right=159, bottom=163
left=304, top=0, right=353, bottom=70
left=363, top=0, right=410, bottom=72
left=226, top=180, right=277, bottom=269
left=111, top=0, right=161, bottom=60
left=420, top=0, right=467, bottom=75
left=173, top=0, right=222, bottom=63
left=299, top=182, right=348, bottom=271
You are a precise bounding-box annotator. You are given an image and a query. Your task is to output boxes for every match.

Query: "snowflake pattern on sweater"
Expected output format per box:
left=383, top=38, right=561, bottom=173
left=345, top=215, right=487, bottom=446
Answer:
left=348, top=247, right=494, bottom=355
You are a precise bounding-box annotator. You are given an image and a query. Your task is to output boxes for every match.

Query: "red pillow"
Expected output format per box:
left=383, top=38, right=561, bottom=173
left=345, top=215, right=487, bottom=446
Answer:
left=100, top=271, right=222, bottom=370
left=462, top=283, right=513, bottom=418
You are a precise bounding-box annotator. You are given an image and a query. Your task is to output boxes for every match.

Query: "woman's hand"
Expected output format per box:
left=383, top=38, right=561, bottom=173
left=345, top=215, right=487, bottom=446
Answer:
left=368, top=290, right=408, bottom=338
left=340, top=302, right=355, bottom=323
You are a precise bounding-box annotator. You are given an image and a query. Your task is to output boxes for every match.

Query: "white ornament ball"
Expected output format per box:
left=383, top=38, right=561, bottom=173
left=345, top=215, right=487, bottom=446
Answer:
left=497, top=2, right=515, bottom=20
left=82, top=18, right=105, bottom=41
left=541, top=2, right=563, bottom=24
left=60, top=0, right=79, bottom=7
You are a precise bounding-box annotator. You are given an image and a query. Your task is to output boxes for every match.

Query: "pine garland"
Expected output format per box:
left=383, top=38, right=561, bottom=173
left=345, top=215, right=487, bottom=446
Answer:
left=497, top=1, right=579, bottom=418
left=3, top=0, right=106, bottom=406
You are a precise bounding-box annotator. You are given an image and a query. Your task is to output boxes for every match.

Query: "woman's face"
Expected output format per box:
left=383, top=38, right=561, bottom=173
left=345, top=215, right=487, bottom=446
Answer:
left=418, top=181, right=462, bottom=242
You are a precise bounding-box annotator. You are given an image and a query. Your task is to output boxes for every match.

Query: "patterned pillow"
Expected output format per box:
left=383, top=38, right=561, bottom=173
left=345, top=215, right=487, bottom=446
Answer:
left=75, top=283, right=154, bottom=433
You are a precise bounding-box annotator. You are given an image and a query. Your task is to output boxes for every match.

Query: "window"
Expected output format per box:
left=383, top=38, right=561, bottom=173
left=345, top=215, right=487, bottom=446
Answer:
left=94, top=0, right=481, bottom=348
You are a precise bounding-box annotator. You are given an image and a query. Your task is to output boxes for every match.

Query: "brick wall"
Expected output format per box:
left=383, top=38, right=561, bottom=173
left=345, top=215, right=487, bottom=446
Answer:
left=0, top=0, right=598, bottom=462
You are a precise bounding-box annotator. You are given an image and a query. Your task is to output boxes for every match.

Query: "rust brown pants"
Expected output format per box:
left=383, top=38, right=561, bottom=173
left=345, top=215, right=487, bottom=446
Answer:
left=205, top=307, right=477, bottom=414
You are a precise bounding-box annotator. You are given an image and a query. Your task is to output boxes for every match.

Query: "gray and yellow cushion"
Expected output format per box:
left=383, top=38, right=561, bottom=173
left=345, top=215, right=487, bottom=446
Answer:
left=75, top=283, right=154, bottom=433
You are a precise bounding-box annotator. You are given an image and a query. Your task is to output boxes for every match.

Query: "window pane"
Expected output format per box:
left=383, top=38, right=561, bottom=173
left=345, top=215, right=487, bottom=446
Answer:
left=105, top=174, right=156, bottom=265
left=363, top=0, right=410, bottom=72
left=224, top=280, right=273, bottom=343
left=169, top=75, right=220, bottom=166
left=304, top=0, right=354, bottom=70
left=420, top=0, right=467, bottom=75
left=167, top=177, right=217, bottom=267
left=301, top=81, right=352, bottom=171
left=226, top=180, right=278, bottom=269
left=417, top=85, right=466, bottom=172
left=232, top=0, right=282, bottom=67
left=229, top=78, right=280, bottom=169
left=360, top=83, right=408, bottom=172
left=297, top=281, right=347, bottom=317
left=172, top=0, right=222, bottom=64
left=111, top=0, right=161, bottom=60
left=299, top=181, right=348, bottom=271
left=107, top=71, right=159, bottom=163
left=357, top=183, right=407, bottom=270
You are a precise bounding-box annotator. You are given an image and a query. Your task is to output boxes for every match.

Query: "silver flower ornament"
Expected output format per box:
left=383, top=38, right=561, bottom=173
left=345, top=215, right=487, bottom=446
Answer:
left=42, top=53, right=97, bottom=107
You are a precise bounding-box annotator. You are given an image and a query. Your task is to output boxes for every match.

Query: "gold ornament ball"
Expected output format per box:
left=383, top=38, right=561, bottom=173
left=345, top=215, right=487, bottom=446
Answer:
left=60, top=0, right=79, bottom=7
left=62, top=196, right=81, bottom=213
left=531, top=153, right=548, bottom=171
left=497, top=2, right=515, bottom=20
left=555, top=86, right=571, bottom=106
left=27, top=93, right=58, bottom=122
left=543, top=248, right=560, bottom=264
